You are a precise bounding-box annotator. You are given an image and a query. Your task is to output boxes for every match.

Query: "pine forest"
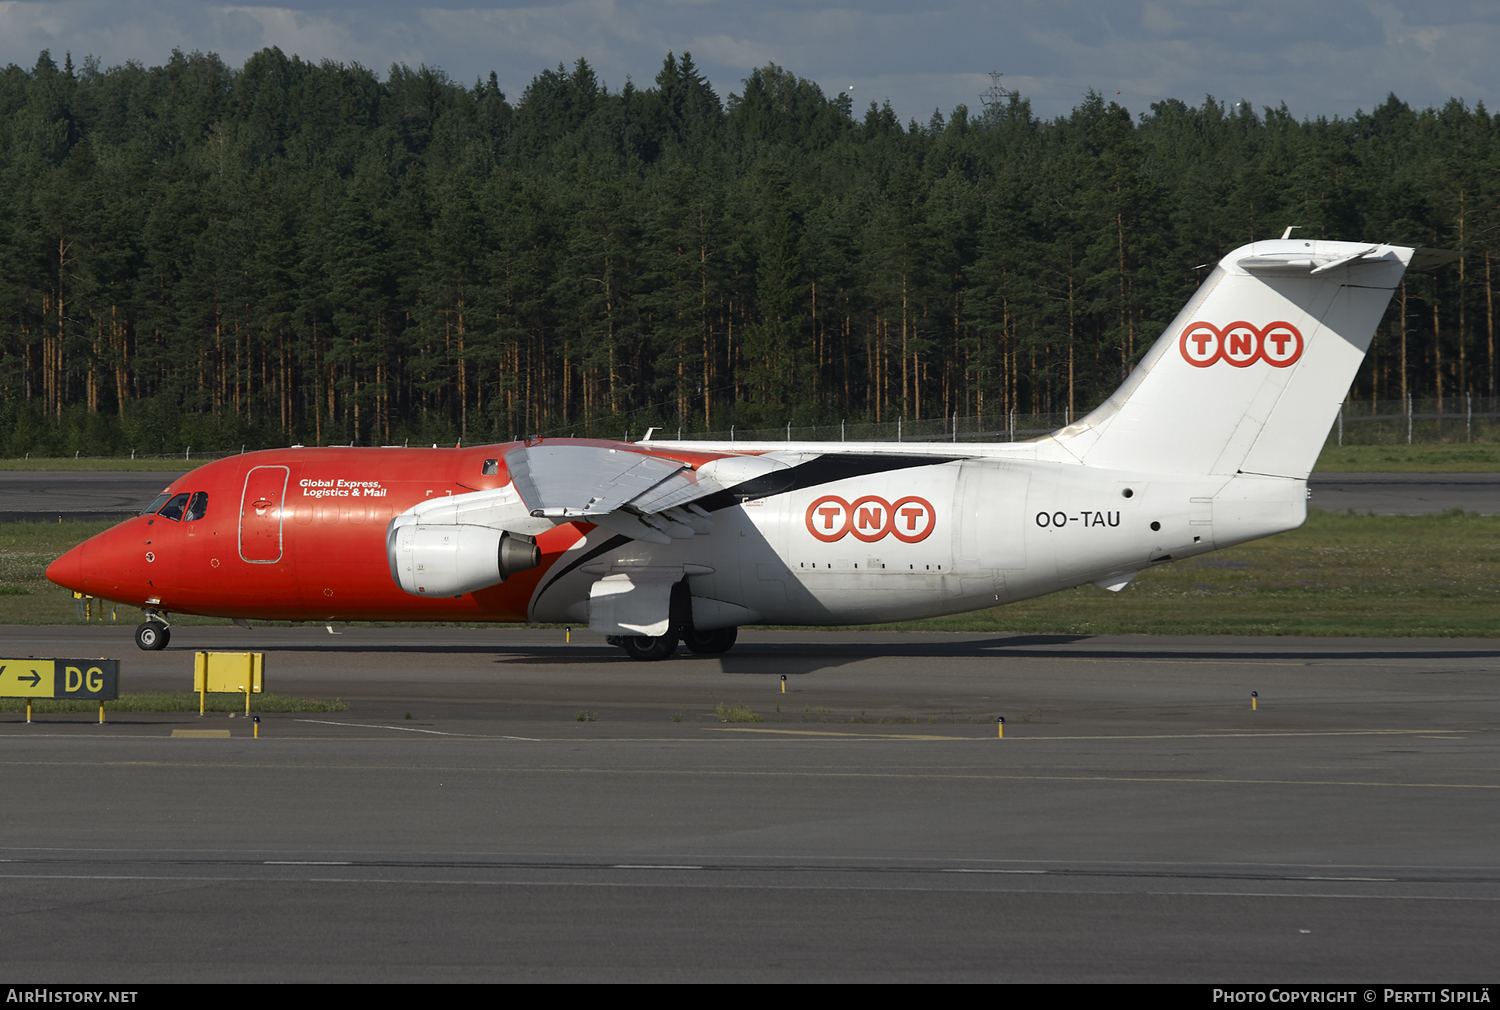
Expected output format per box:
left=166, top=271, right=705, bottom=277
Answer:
left=1, top=47, right=1497, bottom=455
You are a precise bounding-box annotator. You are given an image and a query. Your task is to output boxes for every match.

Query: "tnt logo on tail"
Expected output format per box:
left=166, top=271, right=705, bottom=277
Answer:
left=1179, top=321, right=1303, bottom=368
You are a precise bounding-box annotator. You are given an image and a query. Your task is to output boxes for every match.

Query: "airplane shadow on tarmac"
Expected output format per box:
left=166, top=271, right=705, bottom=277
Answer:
left=149, top=632, right=1500, bottom=673
left=704, top=635, right=1500, bottom=675
left=478, top=634, right=1105, bottom=673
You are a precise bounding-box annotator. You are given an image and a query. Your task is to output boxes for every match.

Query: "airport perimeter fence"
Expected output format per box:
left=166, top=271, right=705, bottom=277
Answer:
left=1324, top=395, right=1500, bottom=446
left=11, top=397, right=1500, bottom=461
left=643, top=412, right=1074, bottom=445
left=652, top=397, right=1500, bottom=447
left=12, top=446, right=254, bottom=463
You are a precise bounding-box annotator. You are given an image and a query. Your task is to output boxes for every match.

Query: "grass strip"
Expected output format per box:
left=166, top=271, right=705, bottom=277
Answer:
left=6, top=510, right=1500, bottom=637
left=713, top=701, right=763, bottom=723
left=1310, top=443, right=1500, bottom=472
left=0, top=692, right=349, bottom=714
left=874, top=508, right=1500, bottom=637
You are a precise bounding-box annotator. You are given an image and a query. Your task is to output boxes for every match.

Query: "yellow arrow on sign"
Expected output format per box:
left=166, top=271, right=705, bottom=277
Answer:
left=0, top=661, right=56, bottom=698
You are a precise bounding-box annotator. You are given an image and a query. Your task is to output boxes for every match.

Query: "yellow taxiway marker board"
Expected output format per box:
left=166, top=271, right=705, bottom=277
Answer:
left=0, top=659, right=119, bottom=699
left=193, top=652, right=264, bottom=694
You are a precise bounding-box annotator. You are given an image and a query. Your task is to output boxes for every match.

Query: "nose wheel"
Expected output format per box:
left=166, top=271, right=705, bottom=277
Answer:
left=134, top=621, right=171, bottom=651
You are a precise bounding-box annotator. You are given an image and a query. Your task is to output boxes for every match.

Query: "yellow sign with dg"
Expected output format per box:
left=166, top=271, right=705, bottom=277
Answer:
left=0, top=659, right=118, bottom=699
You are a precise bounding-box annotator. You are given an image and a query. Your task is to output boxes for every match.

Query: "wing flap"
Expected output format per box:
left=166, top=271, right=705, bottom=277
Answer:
left=506, top=445, right=687, bottom=516
left=626, top=467, right=728, bottom=514
left=503, top=443, right=745, bottom=543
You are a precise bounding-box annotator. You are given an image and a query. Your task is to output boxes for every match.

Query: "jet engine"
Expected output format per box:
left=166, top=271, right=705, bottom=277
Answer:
left=387, top=524, right=540, bottom=597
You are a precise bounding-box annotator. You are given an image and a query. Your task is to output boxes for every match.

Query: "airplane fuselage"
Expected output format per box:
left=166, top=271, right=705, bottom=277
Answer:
left=48, top=440, right=1304, bottom=628
left=47, top=238, right=1429, bottom=654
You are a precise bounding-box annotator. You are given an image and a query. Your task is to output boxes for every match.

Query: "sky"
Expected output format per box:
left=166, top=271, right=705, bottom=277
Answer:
left=0, top=0, right=1496, bottom=124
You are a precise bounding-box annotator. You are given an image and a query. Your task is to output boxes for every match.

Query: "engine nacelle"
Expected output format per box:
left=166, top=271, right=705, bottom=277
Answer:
left=387, top=524, right=541, bottom=597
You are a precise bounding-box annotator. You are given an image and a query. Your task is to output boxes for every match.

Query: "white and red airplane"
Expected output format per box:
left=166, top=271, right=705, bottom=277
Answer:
left=47, top=239, right=1447, bottom=658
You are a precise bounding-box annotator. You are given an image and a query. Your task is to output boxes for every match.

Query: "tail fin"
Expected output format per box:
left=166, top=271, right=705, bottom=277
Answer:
left=1055, top=240, right=1427, bottom=479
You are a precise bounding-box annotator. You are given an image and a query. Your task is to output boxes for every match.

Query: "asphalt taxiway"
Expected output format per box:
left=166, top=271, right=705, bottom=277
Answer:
left=0, top=626, right=1496, bottom=982
left=0, top=471, right=181, bottom=522
left=1307, top=471, right=1500, bottom=515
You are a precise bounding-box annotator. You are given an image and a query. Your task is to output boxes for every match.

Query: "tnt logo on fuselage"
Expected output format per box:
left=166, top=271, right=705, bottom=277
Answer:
left=1179, top=321, right=1304, bottom=368
left=805, top=495, right=936, bottom=544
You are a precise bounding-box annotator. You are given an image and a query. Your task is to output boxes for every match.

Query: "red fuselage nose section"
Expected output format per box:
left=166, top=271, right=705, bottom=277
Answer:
left=42, top=442, right=735, bottom=624
left=47, top=518, right=162, bottom=605
left=46, top=542, right=86, bottom=594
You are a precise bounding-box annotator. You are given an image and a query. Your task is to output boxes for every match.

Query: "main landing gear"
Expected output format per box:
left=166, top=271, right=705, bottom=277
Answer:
left=683, top=627, right=737, bottom=654
left=135, top=617, right=170, bottom=651
left=606, top=581, right=738, bottom=661
left=618, top=633, right=679, bottom=661
left=608, top=626, right=738, bottom=661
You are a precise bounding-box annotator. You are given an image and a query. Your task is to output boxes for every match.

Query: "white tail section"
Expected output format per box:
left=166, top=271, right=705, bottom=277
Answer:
left=1055, top=240, right=1418, bottom=479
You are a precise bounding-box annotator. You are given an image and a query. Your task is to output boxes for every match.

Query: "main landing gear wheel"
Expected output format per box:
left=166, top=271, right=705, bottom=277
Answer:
left=620, top=633, right=678, bottom=661
left=683, top=627, right=738, bottom=654
left=134, top=622, right=170, bottom=651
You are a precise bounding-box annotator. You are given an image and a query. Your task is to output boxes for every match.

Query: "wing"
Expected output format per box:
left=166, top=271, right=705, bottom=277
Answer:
left=397, top=443, right=793, bottom=546
left=503, top=444, right=785, bottom=544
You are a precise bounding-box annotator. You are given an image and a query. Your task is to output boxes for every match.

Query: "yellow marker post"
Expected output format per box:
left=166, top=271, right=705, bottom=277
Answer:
left=780, top=675, right=786, bottom=694
left=1251, top=691, right=1258, bottom=711
left=98, top=701, right=105, bottom=724
left=253, top=715, right=260, bottom=739
left=997, top=716, right=1005, bottom=739
left=566, top=626, right=571, bottom=644
left=25, top=701, right=30, bottom=724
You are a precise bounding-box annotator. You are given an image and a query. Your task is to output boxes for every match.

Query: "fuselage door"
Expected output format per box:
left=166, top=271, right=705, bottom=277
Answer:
left=240, top=465, right=290, bottom=563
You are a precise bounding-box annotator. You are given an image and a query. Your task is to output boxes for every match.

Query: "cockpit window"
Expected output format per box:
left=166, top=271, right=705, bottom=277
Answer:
left=482, top=458, right=499, bottom=476
left=140, top=493, right=171, bottom=516
left=157, top=493, right=190, bottom=522
left=184, top=491, right=209, bottom=522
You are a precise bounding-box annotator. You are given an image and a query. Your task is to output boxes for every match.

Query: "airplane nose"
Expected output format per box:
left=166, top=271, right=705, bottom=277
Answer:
left=46, top=543, right=86, bottom=594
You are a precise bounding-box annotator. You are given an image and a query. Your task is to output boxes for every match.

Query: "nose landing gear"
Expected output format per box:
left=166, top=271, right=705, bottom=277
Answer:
left=135, top=618, right=171, bottom=651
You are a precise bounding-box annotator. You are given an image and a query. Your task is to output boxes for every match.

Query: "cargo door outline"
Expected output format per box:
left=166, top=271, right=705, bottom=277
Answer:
left=240, top=465, right=290, bottom=563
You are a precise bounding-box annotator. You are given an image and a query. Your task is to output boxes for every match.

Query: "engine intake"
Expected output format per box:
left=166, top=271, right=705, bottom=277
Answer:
left=387, top=524, right=540, bottom=597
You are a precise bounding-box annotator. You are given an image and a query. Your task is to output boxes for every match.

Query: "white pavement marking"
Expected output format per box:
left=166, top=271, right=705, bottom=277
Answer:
left=294, top=719, right=540, bottom=741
